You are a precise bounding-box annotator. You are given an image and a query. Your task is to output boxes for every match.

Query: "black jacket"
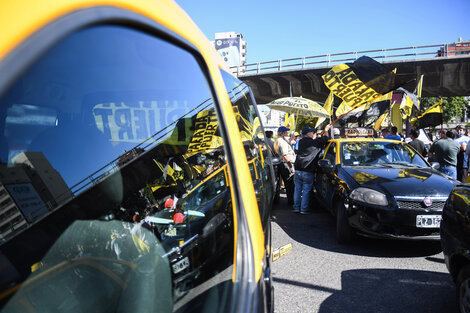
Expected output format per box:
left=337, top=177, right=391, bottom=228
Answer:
left=294, top=136, right=329, bottom=172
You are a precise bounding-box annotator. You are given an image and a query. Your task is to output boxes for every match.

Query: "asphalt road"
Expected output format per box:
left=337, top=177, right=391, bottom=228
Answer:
left=271, top=192, right=458, bottom=313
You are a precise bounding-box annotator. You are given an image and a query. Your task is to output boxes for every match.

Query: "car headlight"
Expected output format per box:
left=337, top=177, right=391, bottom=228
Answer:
left=350, top=187, right=388, bottom=206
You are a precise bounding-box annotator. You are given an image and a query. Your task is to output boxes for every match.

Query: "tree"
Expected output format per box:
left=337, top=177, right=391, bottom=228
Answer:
left=420, top=97, right=468, bottom=124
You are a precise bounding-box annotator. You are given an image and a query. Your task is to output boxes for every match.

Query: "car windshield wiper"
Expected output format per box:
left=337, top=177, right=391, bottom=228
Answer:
left=383, top=161, right=416, bottom=167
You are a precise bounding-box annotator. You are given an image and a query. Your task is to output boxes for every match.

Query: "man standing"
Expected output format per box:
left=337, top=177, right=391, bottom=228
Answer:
left=275, top=126, right=296, bottom=205
left=455, top=125, right=470, bottom=183
left=409, top=129, right=426, bottom=156
left=384, top=126, right=402, bottom=141
left=265, top=130, right=275, bottom=156
left=428, top=129, right=460, bottom=179
left=293, top=124, right=330, bottom=213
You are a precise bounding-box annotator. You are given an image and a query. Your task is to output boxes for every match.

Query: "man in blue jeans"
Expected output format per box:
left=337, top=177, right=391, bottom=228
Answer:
left=293, top=124, right=330, bottom=213
left=428, top=129, right=460, bottom=179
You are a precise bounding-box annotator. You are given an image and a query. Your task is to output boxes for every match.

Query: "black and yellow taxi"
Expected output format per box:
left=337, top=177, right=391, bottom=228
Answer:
left=314, top=128, right=457, bottom=243
left=0, top=0, right=276, bottom=312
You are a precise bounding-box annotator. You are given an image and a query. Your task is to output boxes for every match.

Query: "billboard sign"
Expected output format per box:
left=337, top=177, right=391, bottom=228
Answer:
left=5, top=183, right=48, bottom=223
left=215, top=38, right=240, bottom=68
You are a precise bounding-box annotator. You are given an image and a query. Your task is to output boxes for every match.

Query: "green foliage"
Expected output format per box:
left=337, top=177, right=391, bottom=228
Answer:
left=420, top=97, right=468, bottom=124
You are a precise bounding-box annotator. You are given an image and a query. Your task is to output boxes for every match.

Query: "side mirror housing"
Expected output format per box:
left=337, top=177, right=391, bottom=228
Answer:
left=318, top=159, right=334, bottom=171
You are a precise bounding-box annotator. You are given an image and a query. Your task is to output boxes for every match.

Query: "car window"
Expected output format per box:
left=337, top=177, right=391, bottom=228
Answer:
left=220, top=69, right=273, bottom=229
left=341, top=141, right=428, bottom=166
left=0, top=25, right=235, bottom=312
left=324, top=143, right=336, bottom=164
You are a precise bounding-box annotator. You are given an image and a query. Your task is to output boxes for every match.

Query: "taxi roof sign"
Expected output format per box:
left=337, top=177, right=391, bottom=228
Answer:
left=344, top=128, right=375, bottom=138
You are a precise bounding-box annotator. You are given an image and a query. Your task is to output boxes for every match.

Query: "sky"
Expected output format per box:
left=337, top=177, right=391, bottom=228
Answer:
left=176, top=0, right=470, bottom=65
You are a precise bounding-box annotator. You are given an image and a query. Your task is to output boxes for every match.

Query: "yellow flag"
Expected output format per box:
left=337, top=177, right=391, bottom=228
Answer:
left=335, top=101, right=353, bottom=118
left=415, top=75, right=424, bottom=98
left=289, top=114, right=295, bottom=131
left=374, top=111, right=389, bottom=130
left=284, top=113, right=290, bottom=127
left=322, top=57, right=397, bottom=108
left=315, top=91, right=334, bottom=128
left=400, top=93, right=415, bottom=118
left=186, top=110, right=219, bottom=154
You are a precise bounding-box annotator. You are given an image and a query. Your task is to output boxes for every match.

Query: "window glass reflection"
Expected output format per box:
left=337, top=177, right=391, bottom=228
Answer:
left=0, top=25, right=234, bottom=312
left=220, top=70, right=273, bottom=228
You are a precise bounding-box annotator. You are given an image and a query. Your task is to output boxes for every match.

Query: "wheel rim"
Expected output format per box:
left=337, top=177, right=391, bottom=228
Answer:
left=460, top=278, right=470, bottom=313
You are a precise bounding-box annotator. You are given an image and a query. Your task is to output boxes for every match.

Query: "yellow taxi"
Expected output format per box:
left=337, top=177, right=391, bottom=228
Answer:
left=0, top=1, right=275, bottom=312
left=313, top=128, right=456, bottom=243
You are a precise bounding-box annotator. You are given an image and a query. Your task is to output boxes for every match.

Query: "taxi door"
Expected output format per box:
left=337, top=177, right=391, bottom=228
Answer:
left=0, top=1, right=271, bottom=312
left=314, top=141, right=338, bottom=212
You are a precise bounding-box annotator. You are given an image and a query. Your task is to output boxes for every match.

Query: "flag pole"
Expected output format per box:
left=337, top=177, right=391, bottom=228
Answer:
left=327, top=101, right=369, bottom=128
left=321, top=101, right=368, bottom=135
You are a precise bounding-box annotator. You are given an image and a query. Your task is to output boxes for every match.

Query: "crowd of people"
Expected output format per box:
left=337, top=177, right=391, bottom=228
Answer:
left=378, top=125, right=470, bottom=182
left=266, top=124, right=470, bottom=214
left=267, top=124, right=331, bottom=214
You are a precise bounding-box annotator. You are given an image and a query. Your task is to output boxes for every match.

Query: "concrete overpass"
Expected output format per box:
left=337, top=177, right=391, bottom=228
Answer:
left=235, top=44, right=470, bottom=104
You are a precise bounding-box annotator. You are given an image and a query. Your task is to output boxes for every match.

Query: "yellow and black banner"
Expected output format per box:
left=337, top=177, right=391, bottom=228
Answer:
left=186, top=110, right=220, bottom=154
left=336, top=91, right=392, bottom=126
left=322, top=56, right=397, bottom=108
left=411, top=99, right=443, bottom=129
left=398, top=88, right=419, bottom=118
left=414, top=75, right=424, bottom=99
left=374, top=111, right=389, bottom=130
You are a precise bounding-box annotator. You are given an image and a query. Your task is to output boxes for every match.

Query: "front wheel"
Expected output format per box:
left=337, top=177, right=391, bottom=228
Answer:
left=335, top=200, right=354, bottom=244
left=456, top=264, right=470, bottom=313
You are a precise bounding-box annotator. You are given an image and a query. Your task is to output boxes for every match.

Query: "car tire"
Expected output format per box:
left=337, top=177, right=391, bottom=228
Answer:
left=456, top=264, right=470, bottom=313
left=335, top=200, right=354, bottom=244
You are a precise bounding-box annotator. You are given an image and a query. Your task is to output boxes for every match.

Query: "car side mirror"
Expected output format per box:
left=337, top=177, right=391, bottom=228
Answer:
left=430, top=162, right=440, bottom=170
left=318, top=159, right=334, bottom=171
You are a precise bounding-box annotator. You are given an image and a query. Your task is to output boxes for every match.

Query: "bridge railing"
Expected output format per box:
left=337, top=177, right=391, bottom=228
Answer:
left=231, top=44, right=449, bottom=76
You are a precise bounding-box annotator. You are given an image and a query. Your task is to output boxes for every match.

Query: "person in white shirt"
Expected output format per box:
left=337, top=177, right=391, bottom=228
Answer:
left=274, top=126, right=296, bottom=205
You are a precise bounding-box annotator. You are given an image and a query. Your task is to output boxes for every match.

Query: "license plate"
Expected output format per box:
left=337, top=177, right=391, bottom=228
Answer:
left=172, top=257, right=189, bottom=274
left=416, top=215, right=441, bottom=228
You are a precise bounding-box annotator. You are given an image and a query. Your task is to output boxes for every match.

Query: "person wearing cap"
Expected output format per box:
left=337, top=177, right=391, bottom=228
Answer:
left=275, top=126, right=296, bottom=205
left=293, top=124, right=331, bottom=213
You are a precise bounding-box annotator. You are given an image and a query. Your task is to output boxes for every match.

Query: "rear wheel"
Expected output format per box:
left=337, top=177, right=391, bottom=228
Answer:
left=456, top=265, right=470, bottom=313
left=335, top=200, right=354, bottom=244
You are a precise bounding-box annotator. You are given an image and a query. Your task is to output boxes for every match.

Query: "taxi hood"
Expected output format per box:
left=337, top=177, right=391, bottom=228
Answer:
left=343, top=165, right=457, bottom=197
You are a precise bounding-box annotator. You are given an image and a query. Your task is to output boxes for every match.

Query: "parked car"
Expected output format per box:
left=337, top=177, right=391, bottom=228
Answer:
left=313, top=128, right=457, bottom=243
left=0, top=0, right=276, bottom=312
left=441, top=184, right=470, bottom=313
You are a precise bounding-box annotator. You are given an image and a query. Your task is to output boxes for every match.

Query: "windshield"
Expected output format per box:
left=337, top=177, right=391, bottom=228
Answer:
left=341, top=141, right=428, bottom=167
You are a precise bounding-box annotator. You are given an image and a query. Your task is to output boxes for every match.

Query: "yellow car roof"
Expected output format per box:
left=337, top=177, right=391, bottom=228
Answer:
left=0, top=0, right=229, bottom=72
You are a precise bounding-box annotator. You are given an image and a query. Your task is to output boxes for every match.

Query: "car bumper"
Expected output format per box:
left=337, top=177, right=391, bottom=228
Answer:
left=348, top=200, right=441, bottom=240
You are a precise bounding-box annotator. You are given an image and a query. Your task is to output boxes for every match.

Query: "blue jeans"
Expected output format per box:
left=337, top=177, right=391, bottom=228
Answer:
left=293, top=170, right=315, bottom=212
left=439, top=165, right=457, bottom=179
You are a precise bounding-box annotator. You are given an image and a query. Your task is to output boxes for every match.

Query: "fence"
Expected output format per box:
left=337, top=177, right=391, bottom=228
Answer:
left=231, top=44, right=454, bottom=76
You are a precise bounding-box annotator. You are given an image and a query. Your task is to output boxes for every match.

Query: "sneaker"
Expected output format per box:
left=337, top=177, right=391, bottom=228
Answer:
left=300, top=211, right=310, bottom=214
left=291, top=209, right=300, bottom=213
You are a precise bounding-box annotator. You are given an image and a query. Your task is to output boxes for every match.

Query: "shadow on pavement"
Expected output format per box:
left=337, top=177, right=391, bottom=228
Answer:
left=272, top=193, right=443, bottom=258
left=318, top=268, right=457, bottom=313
